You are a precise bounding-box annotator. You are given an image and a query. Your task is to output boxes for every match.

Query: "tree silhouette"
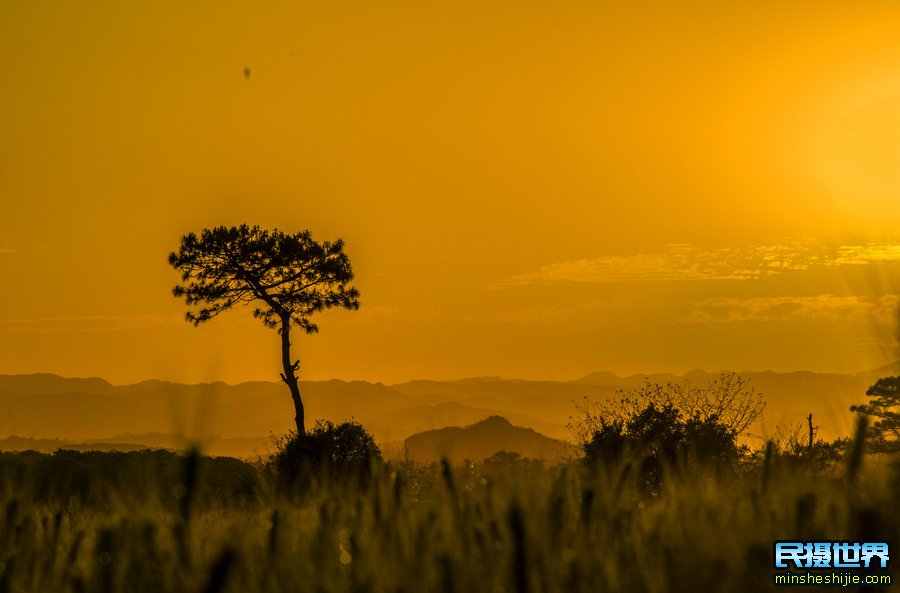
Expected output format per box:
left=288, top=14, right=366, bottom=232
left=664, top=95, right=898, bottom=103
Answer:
left=568, top=373, right=765, bottom=449
left=168, top=225, right=360, bottom=435
left=570, top=374, right=764, bottom=490
left=851, top=376, right=900, bottom=453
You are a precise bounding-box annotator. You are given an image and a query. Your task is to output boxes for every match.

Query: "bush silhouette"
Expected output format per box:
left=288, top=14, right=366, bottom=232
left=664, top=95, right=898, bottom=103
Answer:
left=572, top=374, right=762, bottom=473
left=583, top=402, right=744, bottom=494
left=268, top=420, right=382, bottom=490
left=574, top=377, right=762, bottom=493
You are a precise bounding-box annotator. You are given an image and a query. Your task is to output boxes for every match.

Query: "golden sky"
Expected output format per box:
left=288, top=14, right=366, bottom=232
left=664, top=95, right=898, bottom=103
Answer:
left=2, top=0, right=900, bottom=384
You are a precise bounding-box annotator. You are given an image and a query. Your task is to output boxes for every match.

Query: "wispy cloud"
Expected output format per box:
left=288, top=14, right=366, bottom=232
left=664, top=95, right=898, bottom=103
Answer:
left=685, top=295, right=900, bottom=325
left=495, top=241, right=900, bottom=287
left=470, top=294, right=900, bottom=331
left=829, top=244, right=900, bottom=265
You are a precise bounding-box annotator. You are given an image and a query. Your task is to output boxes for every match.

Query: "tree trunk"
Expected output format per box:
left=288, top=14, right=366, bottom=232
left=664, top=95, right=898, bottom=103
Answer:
left=279, top=315, right=305, bottom=435
left=807, top=413, right=814, bottom=451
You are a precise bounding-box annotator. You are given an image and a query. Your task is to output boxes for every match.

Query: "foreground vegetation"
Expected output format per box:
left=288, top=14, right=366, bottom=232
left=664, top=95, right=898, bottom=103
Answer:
left=0, top=435, right=896, bottom=593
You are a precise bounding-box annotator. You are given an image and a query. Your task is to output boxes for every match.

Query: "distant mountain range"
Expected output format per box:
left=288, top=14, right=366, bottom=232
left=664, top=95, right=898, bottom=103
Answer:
left=0, top=365, right=896, bottom=457
left=0, top=433, right=270, bottom=458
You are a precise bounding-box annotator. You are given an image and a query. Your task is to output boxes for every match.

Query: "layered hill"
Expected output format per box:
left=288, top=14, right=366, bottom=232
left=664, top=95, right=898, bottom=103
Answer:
left=0, top=433, right=270, bottom=458
left=0, top=365, right=893, bottom=457
left=398, top=416, right=573, bottom=464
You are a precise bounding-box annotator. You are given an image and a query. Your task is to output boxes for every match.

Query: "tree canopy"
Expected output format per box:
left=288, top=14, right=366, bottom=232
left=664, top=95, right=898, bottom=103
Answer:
left=168, top=225, right=359, bottom=332
left=851, top=376, right=900, bottom=453
left=169, top=224, right=360, bottom=435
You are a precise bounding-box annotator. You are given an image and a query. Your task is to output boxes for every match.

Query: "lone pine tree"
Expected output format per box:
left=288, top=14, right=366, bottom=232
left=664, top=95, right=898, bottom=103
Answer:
left=851, top=376, right=900, bottom=453
left=169, top=225, right=360, bottom=435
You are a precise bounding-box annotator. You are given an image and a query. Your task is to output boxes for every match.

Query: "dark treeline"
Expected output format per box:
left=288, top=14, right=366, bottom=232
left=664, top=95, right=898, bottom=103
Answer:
left=0, top=450, right=260, bottom=509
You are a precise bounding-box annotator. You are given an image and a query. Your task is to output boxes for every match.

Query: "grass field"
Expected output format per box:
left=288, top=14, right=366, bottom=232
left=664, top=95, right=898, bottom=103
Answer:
left=0, top=440, right=896, bottom=593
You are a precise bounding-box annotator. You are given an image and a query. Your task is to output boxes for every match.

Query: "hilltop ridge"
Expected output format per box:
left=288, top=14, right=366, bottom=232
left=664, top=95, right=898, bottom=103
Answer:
left=397, top=415, right=573, bottom=464
left=0, top=364, right=894, bottom=457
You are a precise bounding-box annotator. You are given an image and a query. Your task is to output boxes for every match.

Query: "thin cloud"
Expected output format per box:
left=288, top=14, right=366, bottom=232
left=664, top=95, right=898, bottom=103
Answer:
left=495, top=241, right=900, bottom=287
left=830, top=244, right=900, bottom=265
left=685, top=295, right=900, bottom=325
left=469, top=294, right=900, bottom=331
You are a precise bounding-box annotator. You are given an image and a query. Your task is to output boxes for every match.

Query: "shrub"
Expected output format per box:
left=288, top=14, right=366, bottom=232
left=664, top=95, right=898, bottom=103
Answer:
left=581, top=402, right=743, bottom=492
left=268, top=420, right=382, bottom=491
left=571, top=375, right=763, bottom=491
left=753, top=422, right=851, bottom=472
left=569, top=373, right=764, bottom=448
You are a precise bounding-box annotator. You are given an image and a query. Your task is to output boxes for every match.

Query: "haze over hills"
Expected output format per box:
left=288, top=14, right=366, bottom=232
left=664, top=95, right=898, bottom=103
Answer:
left=0, top=365, right=893, bottom=457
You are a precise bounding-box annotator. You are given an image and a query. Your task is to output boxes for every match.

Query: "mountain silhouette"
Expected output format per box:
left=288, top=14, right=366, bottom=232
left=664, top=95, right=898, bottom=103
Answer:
left=399, top=416, right=573, bottom=464
left=0, top=374, right=113, bottom=400
left=0, top=365, right=894, bottom=456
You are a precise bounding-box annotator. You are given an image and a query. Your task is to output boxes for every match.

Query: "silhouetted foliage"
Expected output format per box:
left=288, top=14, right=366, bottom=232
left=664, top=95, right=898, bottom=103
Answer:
left=572, top=374, right=763, bottom=491
left=581, top=418, right=627, bottom=465
left=753, top=421, right=851, bottom=472
left=481, top=451, right=544, bottom=476
left=569, top=373, right=765, bottom=449
left=168, top=225, right=360, bottom=434
left=268, top=420, right=382, bottom=491
left=851, top=376, right=900, bottom=453
left=582, top=402, right=744, bottom=492
left=0, top=450, right=260, bottom=508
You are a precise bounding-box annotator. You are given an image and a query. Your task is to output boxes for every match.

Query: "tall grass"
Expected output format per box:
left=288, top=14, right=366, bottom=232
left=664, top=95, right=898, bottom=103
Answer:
left=0, top=445, right=896, bottom=593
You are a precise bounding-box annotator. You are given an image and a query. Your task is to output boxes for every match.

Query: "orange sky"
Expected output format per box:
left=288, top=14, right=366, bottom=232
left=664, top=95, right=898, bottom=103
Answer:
left=2, top=0, right=900, bottom=384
